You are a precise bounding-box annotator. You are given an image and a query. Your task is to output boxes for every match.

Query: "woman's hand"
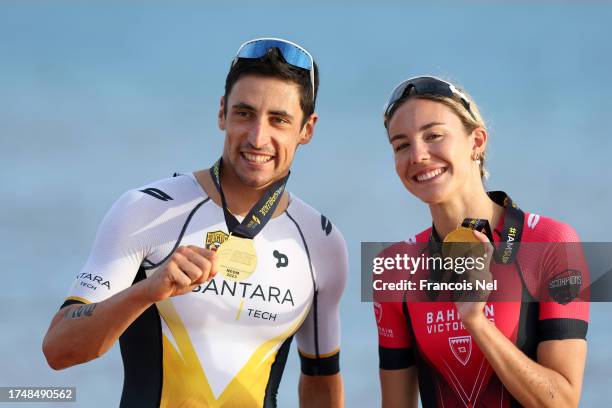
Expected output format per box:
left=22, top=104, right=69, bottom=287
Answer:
left=454, top=229, right=495, bottom=329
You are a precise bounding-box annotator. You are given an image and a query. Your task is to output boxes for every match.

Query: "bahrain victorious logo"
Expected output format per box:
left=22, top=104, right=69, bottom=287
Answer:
left=205, top=230, right=229, bottom=251
left=273, top=250, right=289, bottom=268
left=449, top=336, right=472, bottom=366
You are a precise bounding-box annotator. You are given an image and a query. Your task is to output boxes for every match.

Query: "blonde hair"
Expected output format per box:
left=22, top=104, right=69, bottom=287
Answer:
left=385, top=84, right=490, bottom=180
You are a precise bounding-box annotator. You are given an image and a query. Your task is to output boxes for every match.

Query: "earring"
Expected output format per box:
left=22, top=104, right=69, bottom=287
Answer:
left=473, top=153, right=481, bottom=166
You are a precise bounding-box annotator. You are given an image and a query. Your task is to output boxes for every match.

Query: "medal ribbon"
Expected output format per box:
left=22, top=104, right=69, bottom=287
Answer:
left=425, top=191, right=525, bottom=299
left=209, top=158, right=289, bottom=239
left=429, top=191, right=525, bottom=264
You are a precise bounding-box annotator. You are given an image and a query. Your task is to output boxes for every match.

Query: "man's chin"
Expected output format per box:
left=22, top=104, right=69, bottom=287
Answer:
left=236, top=173, right=276, bottom=190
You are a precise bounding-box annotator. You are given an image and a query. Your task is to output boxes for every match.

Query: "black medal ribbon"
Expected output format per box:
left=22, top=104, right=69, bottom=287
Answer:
left=486, top=191, right=525, bottom=264
left=209, top=158, right=289, bottom=239
left=460, top=218, right=493, bottom=242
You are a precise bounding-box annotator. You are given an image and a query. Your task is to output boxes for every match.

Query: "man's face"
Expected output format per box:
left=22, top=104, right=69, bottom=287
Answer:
left=219, top=75, right=317, bottom=189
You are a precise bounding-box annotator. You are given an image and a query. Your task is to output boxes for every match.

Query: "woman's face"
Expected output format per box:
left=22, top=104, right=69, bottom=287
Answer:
left=387, top=98, right=480, bottom=204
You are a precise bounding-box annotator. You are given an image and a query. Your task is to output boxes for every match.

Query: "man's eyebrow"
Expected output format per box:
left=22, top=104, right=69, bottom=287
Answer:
left=230, top=104, right=294, bottom=120
left=389, top=133, right=406, bottom=143
left=389, top=122, right=446, bottom=143
left=268, top=110, right=294, bottom=120
left=231, top=102, right=256, bottom=111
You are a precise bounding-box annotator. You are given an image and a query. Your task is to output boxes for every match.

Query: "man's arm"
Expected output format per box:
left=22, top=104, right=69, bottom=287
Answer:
left=43, top=280, right=154, bottom=370
left=43, top=246, right=217, bottom=370
left=299, top=373, right=343, bottom=408
left=294, top=214, right=348, bottom=407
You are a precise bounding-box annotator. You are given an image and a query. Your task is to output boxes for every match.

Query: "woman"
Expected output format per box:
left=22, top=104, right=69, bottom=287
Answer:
left=374, top=76, right=589, bottom=407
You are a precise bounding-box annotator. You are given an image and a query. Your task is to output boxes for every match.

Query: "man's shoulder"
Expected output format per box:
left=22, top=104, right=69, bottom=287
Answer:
left=285, top=193, right=345, bottom=243
left=122, top=173, right=205, bottom=205
left=286, top=194, right=348, bottom=288
left=135, top=173, right=205, bottom=200
left=109, top=173, right=208, bottom=221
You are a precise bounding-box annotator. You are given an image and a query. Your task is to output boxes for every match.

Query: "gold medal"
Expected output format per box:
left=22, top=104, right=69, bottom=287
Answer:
left=216, top=235, right=258, bottom=282
left=444, top=226, right=480, bottom=243
left=442, top=226, right=483, bottom=259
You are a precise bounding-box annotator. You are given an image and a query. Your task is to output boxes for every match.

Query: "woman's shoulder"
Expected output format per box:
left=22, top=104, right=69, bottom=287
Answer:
left=520, top=211, right=580, bottom=242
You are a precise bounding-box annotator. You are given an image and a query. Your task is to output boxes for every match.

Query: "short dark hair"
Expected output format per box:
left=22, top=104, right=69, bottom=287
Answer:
left=224, top=48, right=319, bottom=126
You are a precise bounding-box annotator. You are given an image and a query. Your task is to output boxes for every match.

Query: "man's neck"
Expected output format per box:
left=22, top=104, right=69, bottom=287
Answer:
left=193, top=168, right=289, bottom=218
left=429, top=183, right=503, bottom=240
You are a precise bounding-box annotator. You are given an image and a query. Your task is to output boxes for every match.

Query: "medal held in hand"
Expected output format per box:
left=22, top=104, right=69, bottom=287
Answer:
left=216, top=235, right=258, bottom=282
left=209, top=158, right=289, bottom=282
left=442, top=219, right=491, bottom=259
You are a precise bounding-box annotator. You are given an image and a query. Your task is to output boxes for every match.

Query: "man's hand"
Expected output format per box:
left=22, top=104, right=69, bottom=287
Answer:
left=144, top=245, right=218, bottom=302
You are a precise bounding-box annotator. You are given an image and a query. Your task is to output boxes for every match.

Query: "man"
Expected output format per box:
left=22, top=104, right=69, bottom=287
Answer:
left=43, top=38, right=348, bottom=408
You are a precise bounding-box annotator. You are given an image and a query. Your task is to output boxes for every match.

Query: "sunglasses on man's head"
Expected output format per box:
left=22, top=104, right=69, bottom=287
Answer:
left=234, top=38, right=315, bottom=101
left=383, top=76, right=475, bottom=121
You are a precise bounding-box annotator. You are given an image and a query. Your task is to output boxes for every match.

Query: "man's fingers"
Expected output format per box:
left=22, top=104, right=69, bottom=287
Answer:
left=187, top=245, right=217, bottom=259
left=187, top=245, right=218, bottom=279
left=173, top=249, right=205, bottom=283
left=183, top=248, right=212, bottom=279
left=166, top=260, right=193, bottom=289
left=208, top=251, right=218, bottom=279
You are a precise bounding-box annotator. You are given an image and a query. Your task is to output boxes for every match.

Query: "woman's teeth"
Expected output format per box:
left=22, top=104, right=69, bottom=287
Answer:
left=243, top=152, right=273, bottom=164
left=415, top=168, right=446, bottom=182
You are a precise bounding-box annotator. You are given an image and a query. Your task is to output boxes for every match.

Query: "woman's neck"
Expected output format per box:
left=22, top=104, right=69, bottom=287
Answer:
left=429, top=183, right=503, bottom=240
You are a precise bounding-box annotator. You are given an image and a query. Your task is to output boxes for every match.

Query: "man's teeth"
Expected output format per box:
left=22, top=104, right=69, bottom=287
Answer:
left=243, top=152, right=272, bottom=164
left=416, top=168, right=445, bottom=182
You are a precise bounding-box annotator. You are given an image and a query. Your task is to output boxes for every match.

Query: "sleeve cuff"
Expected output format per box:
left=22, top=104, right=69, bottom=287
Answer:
left=60, top=298, right=88, bottom=310
left=538, top=318, right=588, bottom=341
left=379, top=346, right=415, bottom=370
left=299, top=350, right=340, bottom=376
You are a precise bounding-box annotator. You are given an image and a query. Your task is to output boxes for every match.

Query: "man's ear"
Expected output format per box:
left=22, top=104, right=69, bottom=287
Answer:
left=218, top=96, right=226, bottom=131
left=298, top=113, right=318, bottom=145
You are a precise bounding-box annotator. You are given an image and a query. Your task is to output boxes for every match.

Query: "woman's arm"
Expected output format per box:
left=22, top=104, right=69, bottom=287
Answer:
left=380, top=367, right=419, bottom=408
left=462, top=311, right=586, bottom=408
left=456, top=230, right=587, bottom=408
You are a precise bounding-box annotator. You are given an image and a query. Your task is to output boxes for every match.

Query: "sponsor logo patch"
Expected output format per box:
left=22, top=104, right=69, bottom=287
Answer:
left=527, top=213, right=540, bottom=229
left=549, top=269, right=582, bottom=304
left=140, top=188, right=173, bottom=201
left=205, top=230, right=229, bottom=251
left=77, top=273, right=111, bottom=290
left=273, top=250, right=289, bottom=268
left=321, top=215, right=332, bottom=236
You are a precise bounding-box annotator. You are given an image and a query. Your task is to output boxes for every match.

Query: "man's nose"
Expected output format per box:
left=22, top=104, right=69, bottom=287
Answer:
left=246, top=119, right=271, bottom=149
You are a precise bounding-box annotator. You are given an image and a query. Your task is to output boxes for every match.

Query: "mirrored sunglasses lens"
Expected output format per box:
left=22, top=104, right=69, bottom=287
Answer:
left=237, top=40, right=312, bottom=71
